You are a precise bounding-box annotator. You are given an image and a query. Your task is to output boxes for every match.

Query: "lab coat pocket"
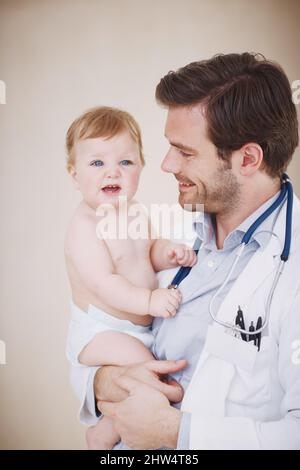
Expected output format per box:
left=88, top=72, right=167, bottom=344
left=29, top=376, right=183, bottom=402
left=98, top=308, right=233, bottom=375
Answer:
left=231, top=336, right=272, bottom=407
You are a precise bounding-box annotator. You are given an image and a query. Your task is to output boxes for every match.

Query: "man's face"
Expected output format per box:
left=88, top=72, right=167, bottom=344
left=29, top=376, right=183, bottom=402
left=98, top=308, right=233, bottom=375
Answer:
left=161, top=105, right=240, bottom=213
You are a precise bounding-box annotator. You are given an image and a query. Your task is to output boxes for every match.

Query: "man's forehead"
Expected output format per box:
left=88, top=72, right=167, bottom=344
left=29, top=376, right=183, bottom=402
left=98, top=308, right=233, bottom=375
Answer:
left=165, top=103, right=206, bottom=136
left=168, top=102, right=205, bottom=117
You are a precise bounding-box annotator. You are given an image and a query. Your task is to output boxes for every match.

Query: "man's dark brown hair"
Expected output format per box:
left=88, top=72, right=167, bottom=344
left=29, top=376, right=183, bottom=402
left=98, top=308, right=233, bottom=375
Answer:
left=155, top=53, right=298, bottom=178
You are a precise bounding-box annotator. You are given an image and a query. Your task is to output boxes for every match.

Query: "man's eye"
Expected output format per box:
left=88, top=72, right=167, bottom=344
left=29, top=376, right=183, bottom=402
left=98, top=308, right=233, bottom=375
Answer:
left=90, top=160, right=104, bottom=167
left=120, top=160, right=132, bottom=166
left=179, top=150, right=192, bottom=158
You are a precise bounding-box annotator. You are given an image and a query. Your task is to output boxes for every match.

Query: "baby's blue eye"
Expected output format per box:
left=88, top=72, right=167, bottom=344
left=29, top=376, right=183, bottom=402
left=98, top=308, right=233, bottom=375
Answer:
left=120, top=160, right=132, bottom=166
left=91, top=160, right=104, bottom=167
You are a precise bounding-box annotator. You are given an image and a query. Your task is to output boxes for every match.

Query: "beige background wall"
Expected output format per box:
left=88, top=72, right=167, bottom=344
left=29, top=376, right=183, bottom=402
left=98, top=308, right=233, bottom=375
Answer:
left=0, top=0, right=299, bottom=449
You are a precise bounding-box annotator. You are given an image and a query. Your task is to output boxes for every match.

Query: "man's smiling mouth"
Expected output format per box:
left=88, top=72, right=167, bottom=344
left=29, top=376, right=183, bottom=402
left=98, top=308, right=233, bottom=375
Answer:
left=178, top=181, right=196, bottom=191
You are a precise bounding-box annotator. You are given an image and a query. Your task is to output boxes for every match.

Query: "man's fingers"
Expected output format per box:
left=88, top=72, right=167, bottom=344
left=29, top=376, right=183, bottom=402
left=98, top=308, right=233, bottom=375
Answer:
left=157, top=381, right=184, bottom=403
left=146, top=359, right=187, bottom=375
left=97, top=400, right=117, bottom=417
left=114, top=373, right=181, bottom=401
left=114, top=375, right=141, bottom=395
left=165, top=378, right=181, bottom=387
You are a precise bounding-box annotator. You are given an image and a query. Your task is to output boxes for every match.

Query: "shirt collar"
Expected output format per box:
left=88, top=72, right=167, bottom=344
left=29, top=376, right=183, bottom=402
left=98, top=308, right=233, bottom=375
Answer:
left=193, top=191, right=281, bottom=251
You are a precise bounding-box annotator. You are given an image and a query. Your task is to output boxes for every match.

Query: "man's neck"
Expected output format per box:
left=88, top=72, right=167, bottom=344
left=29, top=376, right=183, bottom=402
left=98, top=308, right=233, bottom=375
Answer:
left=215, top=176, right=281, bottom=249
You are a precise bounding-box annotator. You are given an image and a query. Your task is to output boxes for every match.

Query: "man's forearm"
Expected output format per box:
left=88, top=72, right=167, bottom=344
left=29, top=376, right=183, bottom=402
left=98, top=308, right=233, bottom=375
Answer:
left=94, top=365, right=128, bottom=403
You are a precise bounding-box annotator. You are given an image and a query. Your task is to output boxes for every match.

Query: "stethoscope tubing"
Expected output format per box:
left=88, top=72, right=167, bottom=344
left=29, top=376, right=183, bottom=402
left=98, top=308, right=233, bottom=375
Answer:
left=208, top=175, right=293, bottom=336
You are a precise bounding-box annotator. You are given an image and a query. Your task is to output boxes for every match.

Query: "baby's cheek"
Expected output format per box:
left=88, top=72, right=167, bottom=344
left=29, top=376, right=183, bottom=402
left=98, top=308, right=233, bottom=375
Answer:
left=128, top=171, right=141, bottom=189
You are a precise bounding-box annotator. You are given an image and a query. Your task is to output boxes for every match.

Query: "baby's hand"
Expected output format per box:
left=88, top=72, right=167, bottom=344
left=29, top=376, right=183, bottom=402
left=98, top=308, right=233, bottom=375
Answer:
left=167, top=244, right=197, bottom=267
left=148, top=288, right=182, bottom=318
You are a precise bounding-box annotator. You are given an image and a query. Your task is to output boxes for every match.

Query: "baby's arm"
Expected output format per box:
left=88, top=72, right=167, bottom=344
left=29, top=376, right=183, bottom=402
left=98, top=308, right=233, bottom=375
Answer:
left=66, top=216, right=180, bottom=318
left=150, top=238, right=197, bottom=272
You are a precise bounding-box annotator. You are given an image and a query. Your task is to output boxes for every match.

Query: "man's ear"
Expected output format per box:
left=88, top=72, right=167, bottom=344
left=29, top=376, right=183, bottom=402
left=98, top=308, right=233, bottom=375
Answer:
left=239, top=143, right=264, bottom=176
left=69, top=165, right=79, bottom=189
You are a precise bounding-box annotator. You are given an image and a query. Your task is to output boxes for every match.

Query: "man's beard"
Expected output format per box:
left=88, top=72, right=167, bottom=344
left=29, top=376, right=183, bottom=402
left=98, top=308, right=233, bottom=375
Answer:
left=179, top=166, right=241, bottom=214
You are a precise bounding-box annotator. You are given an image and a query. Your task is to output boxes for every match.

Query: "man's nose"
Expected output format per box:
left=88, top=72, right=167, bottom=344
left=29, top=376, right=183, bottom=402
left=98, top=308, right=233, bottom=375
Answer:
left=161, top=148, right=181, bottom=174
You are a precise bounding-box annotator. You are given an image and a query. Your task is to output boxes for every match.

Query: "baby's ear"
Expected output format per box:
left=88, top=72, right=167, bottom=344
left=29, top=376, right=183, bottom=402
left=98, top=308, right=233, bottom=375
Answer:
left=69, top=166, right=79, bottom=189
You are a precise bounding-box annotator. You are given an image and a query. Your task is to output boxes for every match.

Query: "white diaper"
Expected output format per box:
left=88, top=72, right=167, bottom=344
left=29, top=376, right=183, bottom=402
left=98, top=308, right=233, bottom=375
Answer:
left=66, top=301, right=154, bottom=367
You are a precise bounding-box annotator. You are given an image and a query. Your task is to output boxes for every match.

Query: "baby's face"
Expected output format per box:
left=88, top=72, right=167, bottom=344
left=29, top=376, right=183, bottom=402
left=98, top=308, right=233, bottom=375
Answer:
left=71, top=131, right=143, bottom=210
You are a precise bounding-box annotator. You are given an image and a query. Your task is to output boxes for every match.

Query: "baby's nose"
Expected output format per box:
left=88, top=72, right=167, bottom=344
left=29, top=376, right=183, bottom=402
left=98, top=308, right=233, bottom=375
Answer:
left=105, top=166, right=121, bottom=178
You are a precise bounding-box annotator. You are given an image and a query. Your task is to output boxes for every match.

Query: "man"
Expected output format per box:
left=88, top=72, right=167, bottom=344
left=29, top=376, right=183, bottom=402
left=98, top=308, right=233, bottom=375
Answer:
left=71, top=52, right=300, bottom=449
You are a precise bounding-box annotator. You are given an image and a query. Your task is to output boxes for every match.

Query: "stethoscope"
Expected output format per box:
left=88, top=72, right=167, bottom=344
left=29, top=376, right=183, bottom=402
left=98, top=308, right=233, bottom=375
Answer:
left=168, top=174, right=293, bottom=338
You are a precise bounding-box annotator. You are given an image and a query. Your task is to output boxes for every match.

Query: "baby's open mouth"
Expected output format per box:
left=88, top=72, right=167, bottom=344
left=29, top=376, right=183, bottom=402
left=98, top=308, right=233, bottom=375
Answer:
left=101, top=184, right=121, bottom=194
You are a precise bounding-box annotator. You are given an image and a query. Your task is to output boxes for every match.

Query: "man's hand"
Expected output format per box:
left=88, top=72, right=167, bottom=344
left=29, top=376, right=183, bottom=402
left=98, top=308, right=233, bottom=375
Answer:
left=94, top=359, right=187, bottom=403
left=167, top=244, right=197, bottom=267
left=98, top=375, right=182, bottom=450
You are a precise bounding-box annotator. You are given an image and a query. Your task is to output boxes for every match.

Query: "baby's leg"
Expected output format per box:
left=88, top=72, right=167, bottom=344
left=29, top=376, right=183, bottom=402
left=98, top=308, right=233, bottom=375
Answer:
left=86, top=416, right=119, bottom=450
left=79, top=330, right=154, bottom=366
left=79, top=331, right=154, bottom=450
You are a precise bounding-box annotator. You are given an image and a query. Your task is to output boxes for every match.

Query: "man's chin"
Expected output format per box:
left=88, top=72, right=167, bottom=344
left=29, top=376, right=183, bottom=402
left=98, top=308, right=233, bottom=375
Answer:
left=179, top=194, right=202, bottom=212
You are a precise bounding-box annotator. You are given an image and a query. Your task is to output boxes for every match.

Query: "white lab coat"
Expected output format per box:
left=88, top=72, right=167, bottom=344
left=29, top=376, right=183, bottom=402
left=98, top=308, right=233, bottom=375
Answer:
left=181, top=196, right=300, bottom=449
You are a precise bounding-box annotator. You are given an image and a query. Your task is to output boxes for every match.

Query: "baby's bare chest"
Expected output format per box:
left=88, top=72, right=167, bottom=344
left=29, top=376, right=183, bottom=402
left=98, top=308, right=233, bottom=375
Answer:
left=105, top=238, right=157, bottom=290
left=105, top=238, right=152, bottom=268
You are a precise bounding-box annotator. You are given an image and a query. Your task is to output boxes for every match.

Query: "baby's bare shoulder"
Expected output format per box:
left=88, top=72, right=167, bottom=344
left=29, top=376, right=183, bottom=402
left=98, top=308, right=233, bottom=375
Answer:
left=65, top=204, right=100, bottom=255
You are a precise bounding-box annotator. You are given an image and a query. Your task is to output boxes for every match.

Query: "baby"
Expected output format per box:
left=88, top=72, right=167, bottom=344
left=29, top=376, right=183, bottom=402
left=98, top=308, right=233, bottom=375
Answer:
left=64, top=106, right=197, bottom=450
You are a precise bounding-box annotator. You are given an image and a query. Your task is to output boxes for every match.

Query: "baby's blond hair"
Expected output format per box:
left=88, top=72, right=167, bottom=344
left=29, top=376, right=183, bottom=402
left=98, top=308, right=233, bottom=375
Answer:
left=66, top=106, right=145, bottom=171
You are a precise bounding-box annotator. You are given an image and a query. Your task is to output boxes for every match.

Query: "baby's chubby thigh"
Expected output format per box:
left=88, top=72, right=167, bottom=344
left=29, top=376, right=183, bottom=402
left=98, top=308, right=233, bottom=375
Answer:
left=79, top=328, right=154, bottom=366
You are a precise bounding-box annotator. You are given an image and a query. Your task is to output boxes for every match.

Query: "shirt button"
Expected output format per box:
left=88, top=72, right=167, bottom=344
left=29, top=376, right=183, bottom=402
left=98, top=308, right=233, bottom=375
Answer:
left=207, top=260, right=214, bottom=268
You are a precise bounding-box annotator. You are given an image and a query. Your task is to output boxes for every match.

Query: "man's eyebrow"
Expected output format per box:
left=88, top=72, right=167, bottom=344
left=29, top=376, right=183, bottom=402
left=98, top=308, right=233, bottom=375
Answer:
left=167, top=139, right=197, bottom=153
